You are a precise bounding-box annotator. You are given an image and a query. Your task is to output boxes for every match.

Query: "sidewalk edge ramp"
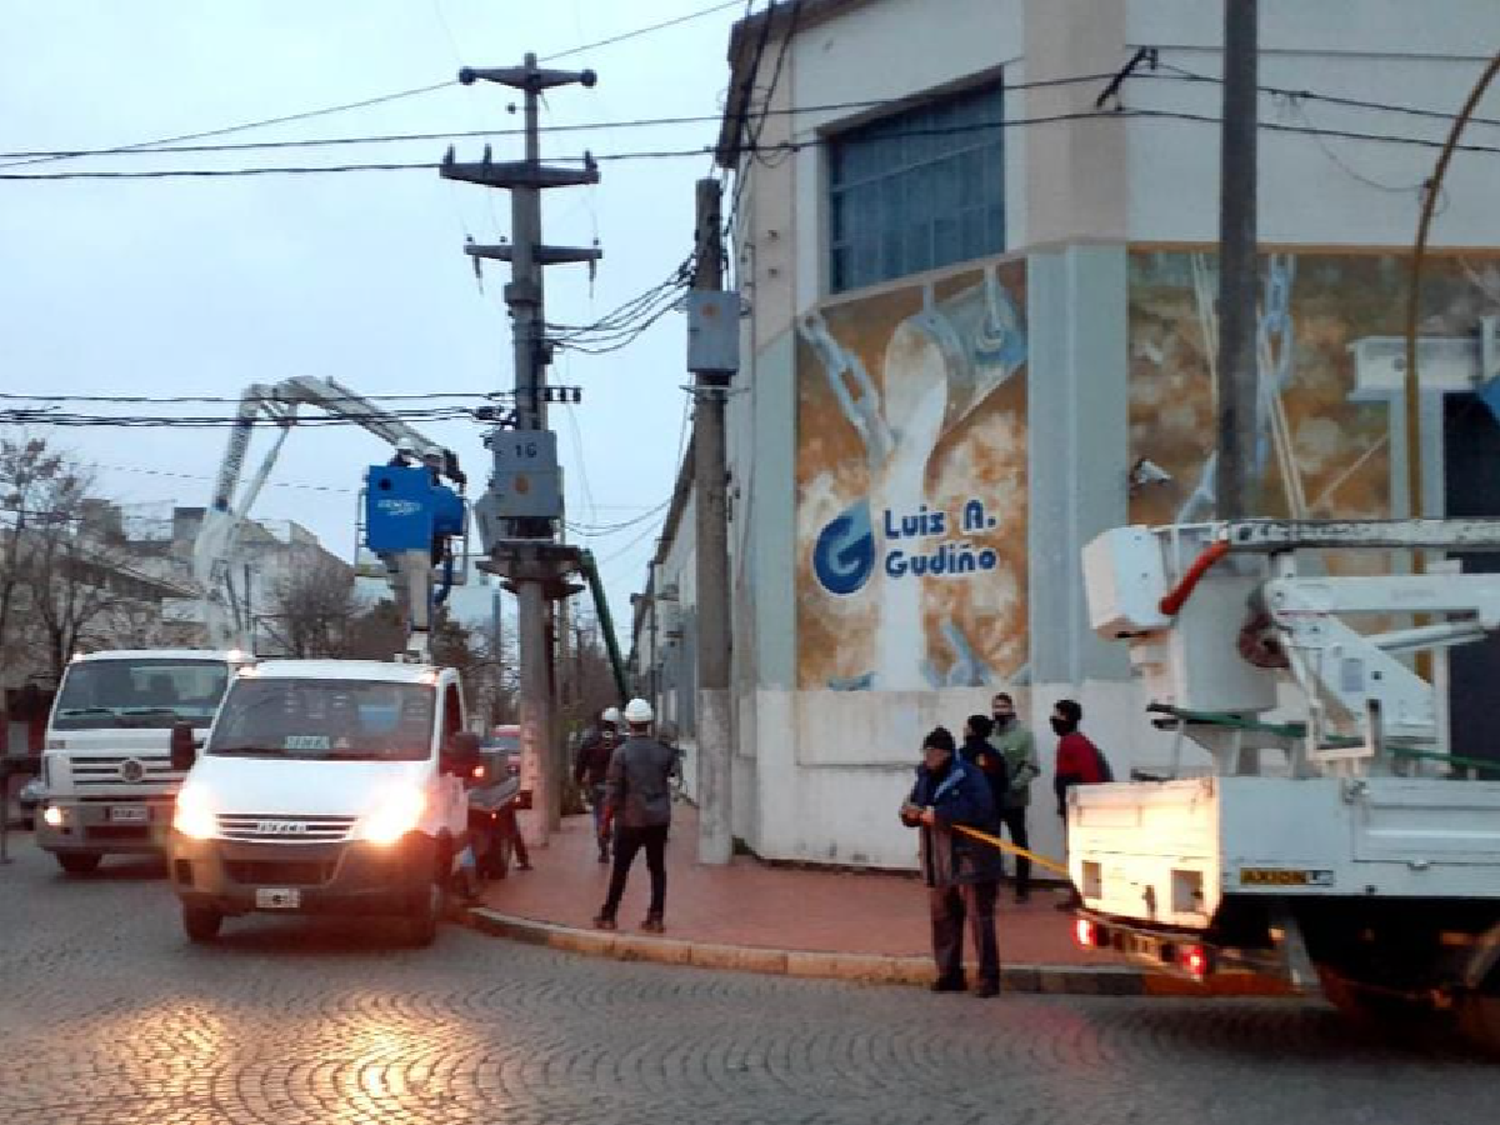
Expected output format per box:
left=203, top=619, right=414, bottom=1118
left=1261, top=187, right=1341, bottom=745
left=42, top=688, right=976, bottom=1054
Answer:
left=463, top=908, right=1295, bottom=998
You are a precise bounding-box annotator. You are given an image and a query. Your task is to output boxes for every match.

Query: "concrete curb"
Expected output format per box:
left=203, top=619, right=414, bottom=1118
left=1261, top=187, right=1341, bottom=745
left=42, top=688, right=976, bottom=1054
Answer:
left=462, top=907, right=1297, bottom=998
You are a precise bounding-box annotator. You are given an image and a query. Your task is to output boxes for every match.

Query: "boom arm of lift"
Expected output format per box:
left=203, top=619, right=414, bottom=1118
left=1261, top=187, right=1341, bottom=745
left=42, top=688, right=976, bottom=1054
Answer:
left=195, top=376, right=465, bottom=654
left=1085, top=518, right=1500, bottom=777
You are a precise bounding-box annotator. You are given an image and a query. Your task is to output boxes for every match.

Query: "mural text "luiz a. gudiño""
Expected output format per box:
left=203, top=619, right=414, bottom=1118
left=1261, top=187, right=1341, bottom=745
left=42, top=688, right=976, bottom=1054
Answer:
left=813, top=498, right=1003, bottom=596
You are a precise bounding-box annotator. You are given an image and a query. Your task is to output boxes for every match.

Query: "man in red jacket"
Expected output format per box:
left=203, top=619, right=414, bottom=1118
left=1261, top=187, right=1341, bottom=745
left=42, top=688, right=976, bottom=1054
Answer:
left=1051, top=698, right=1107, bottom=814
left=1051, top=698, right=1109, bottom=910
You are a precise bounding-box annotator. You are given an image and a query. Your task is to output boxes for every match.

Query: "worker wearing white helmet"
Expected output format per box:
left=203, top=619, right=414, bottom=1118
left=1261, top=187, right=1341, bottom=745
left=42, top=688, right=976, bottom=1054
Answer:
left=575, top=705, right=623, bottom=863
left=594, top=697, right=677, bottom=933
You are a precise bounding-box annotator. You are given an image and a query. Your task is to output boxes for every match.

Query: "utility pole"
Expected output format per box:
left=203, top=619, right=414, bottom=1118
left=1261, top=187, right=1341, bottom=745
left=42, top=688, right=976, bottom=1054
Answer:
left=1216, top=0, right=1258, bottom=521
left=443, top=56, right=600, bottom=845
left=688, top=178, right=738, bottom=865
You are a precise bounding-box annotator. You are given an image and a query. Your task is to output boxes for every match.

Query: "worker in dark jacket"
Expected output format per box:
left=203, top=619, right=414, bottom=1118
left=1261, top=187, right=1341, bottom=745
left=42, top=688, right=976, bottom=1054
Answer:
left=594, top=698, right=677, bottom=933
left=574, top=707, right=620, bottom=863
left=959, top=714, right=1011, bottom=814
left=901, top=726, right=1003, bottom=998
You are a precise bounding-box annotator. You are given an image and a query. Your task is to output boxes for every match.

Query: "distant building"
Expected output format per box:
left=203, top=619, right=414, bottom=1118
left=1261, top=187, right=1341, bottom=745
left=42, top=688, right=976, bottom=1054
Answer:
left=635, top=0, right=1500, bottom=869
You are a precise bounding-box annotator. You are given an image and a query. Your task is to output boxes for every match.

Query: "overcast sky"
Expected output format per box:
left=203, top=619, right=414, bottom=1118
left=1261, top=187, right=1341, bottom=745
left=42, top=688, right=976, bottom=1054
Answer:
left=0, top=0, right=744, bottom=642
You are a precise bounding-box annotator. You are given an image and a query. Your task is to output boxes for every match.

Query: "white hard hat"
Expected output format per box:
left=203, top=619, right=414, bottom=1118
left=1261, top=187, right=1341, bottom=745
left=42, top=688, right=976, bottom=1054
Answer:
left=602, top=706, right=622, bottom=725
left=623, top=698, right=654, bottom=724
left=422, top=446, right=444, bottom=463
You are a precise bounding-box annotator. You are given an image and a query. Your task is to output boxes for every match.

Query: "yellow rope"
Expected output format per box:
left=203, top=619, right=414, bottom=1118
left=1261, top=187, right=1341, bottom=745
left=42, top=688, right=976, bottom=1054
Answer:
left=953, top=823, right=1071, bottom=878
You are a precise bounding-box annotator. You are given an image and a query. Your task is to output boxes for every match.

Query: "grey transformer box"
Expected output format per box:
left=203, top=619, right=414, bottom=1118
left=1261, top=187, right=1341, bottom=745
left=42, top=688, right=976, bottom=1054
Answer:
left=474, top=430, right=564, bottom=550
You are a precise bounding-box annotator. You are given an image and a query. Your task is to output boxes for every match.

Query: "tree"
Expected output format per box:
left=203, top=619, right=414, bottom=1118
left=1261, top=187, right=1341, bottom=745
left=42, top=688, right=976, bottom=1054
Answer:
left=346, top=598, right=408, bottom=661
left=0, top=433, right=142, bottom=686
left=260, top=556, right=361, bottom=658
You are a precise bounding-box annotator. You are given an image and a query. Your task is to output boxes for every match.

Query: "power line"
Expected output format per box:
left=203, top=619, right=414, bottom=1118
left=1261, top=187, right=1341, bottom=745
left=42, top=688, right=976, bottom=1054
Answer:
left=541, top=0, right=744, bottom=62
left=8, top=2, right=748, bottom=172
left=0, top=73, right=1124, bottom=163
left=0, top=390, right=493, bottom=404
left=1145, top=63, right=1500, bottom=134
left=0, top=82, right=456, bottom=171
left=10, top=106, right=1500, bottom=183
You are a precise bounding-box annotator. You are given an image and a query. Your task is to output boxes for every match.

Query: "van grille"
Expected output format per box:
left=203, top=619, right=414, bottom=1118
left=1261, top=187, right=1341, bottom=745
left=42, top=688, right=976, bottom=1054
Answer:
left=217, top=813, right=357, bottom=843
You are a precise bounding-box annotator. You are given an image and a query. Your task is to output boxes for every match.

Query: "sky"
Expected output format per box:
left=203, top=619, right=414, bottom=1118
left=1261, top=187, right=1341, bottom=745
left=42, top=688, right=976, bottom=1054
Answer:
left=0, top=0, right=748, bottom=643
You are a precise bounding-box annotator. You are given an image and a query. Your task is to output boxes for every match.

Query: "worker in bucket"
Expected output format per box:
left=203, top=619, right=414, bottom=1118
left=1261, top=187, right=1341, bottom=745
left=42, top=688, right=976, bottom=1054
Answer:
left=593, top=698, right=676, bottom=934
left=901, top=726, right=1003, bottom=998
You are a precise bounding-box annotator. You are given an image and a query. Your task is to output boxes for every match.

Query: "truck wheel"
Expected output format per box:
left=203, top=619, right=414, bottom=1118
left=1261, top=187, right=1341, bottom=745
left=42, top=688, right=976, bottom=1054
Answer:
left=404, top=881, right=441, bottom=948
left=1457, top=993, right=1500, bottom=1058
left=56, top=853, right=102, bottom=876
left=182, top=905, right=223, bottom=944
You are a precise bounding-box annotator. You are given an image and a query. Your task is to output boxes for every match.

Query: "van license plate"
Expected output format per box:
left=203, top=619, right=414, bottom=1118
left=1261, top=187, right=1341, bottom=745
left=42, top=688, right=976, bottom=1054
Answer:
left=108, top=805, right=149, bottom=823
left=256, top=888, right=301, bottom=910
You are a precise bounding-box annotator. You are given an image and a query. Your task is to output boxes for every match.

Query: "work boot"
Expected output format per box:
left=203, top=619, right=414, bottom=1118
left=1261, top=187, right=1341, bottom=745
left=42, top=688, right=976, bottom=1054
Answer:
left=593, top=913, right=617, bottom=931
left=642, top=913, right=665, bottom=934
left=929, top=977, right=967, bottom=994
left=973, top=981, right=1001, bottom=999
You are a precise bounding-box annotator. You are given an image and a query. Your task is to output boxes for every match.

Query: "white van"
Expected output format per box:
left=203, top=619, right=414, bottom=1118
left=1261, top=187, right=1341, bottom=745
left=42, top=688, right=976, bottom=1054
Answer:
left=166, top=660, right=478, bottom=946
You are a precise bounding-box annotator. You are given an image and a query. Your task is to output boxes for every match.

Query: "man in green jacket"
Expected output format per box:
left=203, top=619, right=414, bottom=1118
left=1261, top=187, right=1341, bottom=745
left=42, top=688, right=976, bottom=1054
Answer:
left=990, top=692, right=1040, bottom=903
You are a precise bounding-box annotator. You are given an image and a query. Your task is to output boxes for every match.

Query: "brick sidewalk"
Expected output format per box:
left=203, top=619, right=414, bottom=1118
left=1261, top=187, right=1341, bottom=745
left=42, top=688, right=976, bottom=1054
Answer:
left=479, top=805, right=1123, bottom=968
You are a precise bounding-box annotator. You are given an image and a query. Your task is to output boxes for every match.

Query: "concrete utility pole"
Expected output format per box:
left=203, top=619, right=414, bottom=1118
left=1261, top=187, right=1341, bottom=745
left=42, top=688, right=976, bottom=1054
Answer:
left=442, top=55, right=601, bottom=844
left=688, top=178, right=737, bottom=865
left=1216, top=0, right=1259, bottom=521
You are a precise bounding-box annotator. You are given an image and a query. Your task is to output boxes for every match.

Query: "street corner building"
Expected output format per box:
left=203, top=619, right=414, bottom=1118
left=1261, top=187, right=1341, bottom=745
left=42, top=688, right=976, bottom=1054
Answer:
left=627, top=0, right=1500, bottom=872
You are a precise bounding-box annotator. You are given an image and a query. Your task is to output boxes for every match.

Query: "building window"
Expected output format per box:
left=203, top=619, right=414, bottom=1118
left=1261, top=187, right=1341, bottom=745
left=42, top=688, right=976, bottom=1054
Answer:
left=828, top=81, right=1004, bottom=293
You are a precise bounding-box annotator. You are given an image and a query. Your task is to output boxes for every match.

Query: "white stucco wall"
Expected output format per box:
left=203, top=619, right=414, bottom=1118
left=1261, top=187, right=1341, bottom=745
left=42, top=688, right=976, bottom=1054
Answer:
left=709, top=0, right=1500, bottom=872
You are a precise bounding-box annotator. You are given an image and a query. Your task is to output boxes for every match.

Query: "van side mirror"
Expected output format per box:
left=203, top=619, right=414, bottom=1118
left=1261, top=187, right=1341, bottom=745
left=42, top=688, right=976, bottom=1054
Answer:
left=443, top=731, right=481, bottom=776
left=170, top=722, right=198, bottom=772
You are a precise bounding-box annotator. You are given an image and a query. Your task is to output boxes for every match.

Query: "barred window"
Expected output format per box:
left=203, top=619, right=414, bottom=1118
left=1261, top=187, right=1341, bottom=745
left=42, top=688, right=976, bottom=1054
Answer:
left=828, top=81, right=1004, bottom=293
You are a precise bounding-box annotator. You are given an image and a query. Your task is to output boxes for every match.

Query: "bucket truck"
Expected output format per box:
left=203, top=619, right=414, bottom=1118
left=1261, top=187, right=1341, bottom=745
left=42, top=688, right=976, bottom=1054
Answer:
left=193, top=375, right=467, bottom=659
left=1071, top=519, right=1500, bottom=1053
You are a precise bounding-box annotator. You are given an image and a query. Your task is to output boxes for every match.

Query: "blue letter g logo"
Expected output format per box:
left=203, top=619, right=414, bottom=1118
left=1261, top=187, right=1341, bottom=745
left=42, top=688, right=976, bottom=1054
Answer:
left=813, top=501, right=875, bottom=596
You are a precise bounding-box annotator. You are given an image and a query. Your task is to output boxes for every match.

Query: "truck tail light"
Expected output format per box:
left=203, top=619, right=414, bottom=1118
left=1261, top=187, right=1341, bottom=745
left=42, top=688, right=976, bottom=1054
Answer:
left=1181, top=944, right=1210, bottom=979
left=1074, top=918, right=1099, bottom=948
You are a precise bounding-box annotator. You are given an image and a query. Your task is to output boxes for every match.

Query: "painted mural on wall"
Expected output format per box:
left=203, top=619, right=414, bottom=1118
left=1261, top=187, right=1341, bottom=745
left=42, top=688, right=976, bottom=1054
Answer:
left=795, top=260, right=1028, bottom=692
left=1128, top=250, right=1500, bottom=540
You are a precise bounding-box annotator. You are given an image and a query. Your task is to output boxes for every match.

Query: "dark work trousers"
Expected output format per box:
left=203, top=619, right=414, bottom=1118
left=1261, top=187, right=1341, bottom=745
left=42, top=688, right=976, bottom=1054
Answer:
left=601, top=824, right=669, bottom=920
left=930, top=880, right=1000, bottom=987
left=999, top=806, right=1030, bottom=895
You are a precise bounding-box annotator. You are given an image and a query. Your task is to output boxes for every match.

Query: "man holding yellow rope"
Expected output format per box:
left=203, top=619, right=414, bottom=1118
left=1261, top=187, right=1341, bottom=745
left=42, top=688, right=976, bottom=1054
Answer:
left=900, top=727, right=1003, bottom=999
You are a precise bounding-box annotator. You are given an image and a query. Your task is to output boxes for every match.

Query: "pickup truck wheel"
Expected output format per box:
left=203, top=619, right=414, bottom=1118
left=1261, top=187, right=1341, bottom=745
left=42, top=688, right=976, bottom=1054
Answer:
left=56, top=853, right=101, bottom=876
left=404, top=881, right=441, bottom=948
left=182, top=905, right=223, bottom=943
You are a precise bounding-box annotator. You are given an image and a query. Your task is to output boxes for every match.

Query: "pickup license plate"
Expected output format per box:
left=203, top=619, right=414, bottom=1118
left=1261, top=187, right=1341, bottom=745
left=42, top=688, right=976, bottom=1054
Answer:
left=108, top=805, right=149, bottom=824
left=255, top=888, right=302, bottom=910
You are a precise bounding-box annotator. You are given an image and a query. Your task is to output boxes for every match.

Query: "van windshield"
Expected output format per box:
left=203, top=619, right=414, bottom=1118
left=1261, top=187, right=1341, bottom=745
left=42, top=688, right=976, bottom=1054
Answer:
left=53, top=659, right=231, bottom=730
left=208, top=679, right=435, bottom=762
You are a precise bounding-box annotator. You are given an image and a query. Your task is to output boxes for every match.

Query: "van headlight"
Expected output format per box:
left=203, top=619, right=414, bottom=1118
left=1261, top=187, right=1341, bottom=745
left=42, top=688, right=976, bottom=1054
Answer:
left=360, top=788, right=427, bottom=846
left=173, top=786, right=219, bottom=840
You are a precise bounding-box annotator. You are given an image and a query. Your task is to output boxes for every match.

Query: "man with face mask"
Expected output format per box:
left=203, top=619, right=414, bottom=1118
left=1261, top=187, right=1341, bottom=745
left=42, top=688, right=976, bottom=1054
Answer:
left=1051, top=699, right=1113, bottom=909
left=989, top=692, right=1039, bottom=904
left=1051, top=699, right=1110, bottom=814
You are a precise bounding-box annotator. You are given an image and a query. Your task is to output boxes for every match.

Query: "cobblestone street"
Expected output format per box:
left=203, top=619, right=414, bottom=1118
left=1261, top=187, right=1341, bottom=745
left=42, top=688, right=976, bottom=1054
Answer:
left=0, top=840, right=1493, bottom=1125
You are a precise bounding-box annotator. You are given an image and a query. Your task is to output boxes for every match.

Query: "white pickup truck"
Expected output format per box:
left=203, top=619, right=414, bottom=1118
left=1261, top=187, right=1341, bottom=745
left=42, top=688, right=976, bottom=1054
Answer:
left=36, top=649, right=253, bottom=874
left=1070, top=520, right=1500, bottom=1054
left=166, top=659, right=479, bottom=946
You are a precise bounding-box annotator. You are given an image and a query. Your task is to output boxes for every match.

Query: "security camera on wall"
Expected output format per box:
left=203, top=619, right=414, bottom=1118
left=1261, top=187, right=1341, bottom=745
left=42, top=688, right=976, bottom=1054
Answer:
left=1129, top=458, right=1174, bottom=492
